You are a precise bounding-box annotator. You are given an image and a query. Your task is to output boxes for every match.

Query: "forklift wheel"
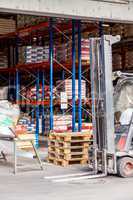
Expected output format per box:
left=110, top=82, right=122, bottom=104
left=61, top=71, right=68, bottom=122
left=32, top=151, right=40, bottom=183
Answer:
left=117, top=157, right=133, bottom=178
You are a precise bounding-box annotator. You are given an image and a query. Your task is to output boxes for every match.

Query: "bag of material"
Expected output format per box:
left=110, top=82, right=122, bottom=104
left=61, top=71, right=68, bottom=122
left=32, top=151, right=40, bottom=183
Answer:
left=0, top=100, right=20, bottom=137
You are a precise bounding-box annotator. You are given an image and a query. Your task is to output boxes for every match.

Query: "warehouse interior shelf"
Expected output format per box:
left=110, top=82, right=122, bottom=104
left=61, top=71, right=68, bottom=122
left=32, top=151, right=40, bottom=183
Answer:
left=0, top=12, right=132, bottom=175
left=0, top=61, right=90, bottom=73
left=1, top=14, right=131, bottom=148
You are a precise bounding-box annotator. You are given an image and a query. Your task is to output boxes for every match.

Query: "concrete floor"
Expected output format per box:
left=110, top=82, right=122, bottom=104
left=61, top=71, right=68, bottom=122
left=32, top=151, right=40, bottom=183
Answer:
left=0, top=155, right=133, bottom=200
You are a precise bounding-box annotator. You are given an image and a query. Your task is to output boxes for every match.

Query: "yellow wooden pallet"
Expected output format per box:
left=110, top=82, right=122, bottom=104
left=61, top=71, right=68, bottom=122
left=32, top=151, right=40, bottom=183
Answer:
left=48, top=151, right=88, bottom=160
left=48, top=140, right=90, bottom=148
left=48, top=156, right=88, bottom=167
left=49, top=131, right=92, bottom=142
left=48, top=145, right=89, bottom=154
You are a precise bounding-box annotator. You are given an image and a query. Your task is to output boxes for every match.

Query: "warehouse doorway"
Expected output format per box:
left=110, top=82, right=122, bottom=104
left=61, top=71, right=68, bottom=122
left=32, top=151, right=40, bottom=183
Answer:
left=0, top=12, right=132, bottom=168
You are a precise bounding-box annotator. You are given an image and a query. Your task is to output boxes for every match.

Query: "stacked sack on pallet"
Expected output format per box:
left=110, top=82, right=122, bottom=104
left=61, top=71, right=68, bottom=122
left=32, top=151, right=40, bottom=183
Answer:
left=18, top=45, right=56, bottom=64
left=15, top=116, right=36, bottom=149
left=17, top=116, right=44, bottom=134
left=56, top=38, right=90, bottom=63
left=56, top=43, right=70, bottom=62
left=80, top=38, right=90, bottom=63
left=0, top=48, right=8, bottom=68
left=45, top=114, right=92, bottom=133
left=56, top=79, right=86, bottom=100
left=112, top=24, right=133, bottom=70
left=0, top=18, right=16, bottom=69
left=29, top=85, right=57, bottom=100
left=21, top=85, right=57, bottom=102
left=0, top=100, right=20, bottom=138
left=68, top=122, right=93, bottom=133
left=0, top=87, right=8, bottom=100
left=45, top=114, right=72, bottom=133
left=0, top=18, right=16, bottom=35
left=17, top=115, right=36, bottom=133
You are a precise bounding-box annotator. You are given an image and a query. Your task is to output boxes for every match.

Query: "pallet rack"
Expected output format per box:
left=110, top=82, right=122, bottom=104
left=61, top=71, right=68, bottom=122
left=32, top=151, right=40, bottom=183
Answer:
left=0, top=17, right=91, bottom=147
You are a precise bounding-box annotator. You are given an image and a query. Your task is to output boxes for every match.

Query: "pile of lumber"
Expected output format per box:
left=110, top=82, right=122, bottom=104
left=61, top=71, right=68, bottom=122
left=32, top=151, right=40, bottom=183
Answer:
left=16, top=133, right=36, bottom=149
left=48, top=132, right=92, bottom=167
left=0, top=18, right=16, bottom=35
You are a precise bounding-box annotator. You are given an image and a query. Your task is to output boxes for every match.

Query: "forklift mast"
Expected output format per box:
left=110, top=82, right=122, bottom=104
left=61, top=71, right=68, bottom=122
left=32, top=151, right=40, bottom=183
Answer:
left=90, top=35, right=120, bottom=174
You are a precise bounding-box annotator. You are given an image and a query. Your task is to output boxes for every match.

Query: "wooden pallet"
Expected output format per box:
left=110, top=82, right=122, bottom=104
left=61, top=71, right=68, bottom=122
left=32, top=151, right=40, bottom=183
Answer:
left=48, top=156, right=88, bottom=167
left=49, top=132, right=92, bottom=142
left=48, top=151, right=88, bottom=160
left=48, top=132, right=92, bottom=166
left=48, top=145, right=89, bottom=154
left=48, top=140, right=90, bottom=148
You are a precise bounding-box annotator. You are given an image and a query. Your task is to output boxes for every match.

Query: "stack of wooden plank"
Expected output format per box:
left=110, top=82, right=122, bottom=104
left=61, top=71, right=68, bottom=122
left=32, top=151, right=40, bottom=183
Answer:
left=45, top=115, right=72, bottom=133
left=16, top=133, right=36, bottom=150
left=0, top=18, right=16, bottom=35
left=48, top=132, right=92, bottom=167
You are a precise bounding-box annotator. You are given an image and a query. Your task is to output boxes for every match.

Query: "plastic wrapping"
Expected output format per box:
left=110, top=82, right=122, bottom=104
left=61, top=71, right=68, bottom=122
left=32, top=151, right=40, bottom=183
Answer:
left=0, top=100, right=20, bottom=137
left=114, top=77, right=133, bottom=113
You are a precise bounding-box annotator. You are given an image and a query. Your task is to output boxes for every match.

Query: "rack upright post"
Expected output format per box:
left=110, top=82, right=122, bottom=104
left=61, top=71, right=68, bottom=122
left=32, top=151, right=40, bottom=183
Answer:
left=49, top=18, right=54, bottom=131
left=42, top=71, right=45, bottom=135
left=78, top=20, right=82, bottom=132
left=36, top=70, right=40, bottom=147
left=16, top=70, right=20, bottom=104
left=72, top=19, right=76, bottom=132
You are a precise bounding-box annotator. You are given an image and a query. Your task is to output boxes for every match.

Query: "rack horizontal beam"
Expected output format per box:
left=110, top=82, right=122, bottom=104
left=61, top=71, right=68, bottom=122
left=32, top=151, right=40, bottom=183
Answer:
left=0, top=20, right=73, bottom=40
left=0, top=21, right=49, bottom=39
left=0, top=61, right=89, bottom=73
left=15, top=99, right=91, bottom=106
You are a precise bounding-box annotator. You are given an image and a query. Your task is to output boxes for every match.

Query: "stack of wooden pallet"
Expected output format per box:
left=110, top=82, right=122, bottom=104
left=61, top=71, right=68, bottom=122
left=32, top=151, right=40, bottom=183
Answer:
left=48, top=132, right=92, bottom=167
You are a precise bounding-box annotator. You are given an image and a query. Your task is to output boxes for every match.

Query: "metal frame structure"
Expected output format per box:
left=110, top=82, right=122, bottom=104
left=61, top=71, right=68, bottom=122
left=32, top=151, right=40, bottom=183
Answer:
left=49, top=18, right=54, bottom=131
left=90, top=35, right=120, bottom=174
left=72, top=19, right=76, bottom=132
left=78, top=20, right=82, bottom=132
left=0, top=17, right=91, bottom=147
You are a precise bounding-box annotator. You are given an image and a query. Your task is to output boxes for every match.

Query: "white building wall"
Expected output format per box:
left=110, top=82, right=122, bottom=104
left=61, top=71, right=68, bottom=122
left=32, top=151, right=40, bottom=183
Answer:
left=0, top=0, right=133, bottom=22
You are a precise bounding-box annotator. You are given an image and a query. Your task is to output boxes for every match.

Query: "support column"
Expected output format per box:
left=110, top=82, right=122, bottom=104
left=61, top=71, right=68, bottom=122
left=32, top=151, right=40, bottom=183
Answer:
left=8, top=73, right=11, bottom=100
left=15, top=34, right=20, bottom=104
left=49, top=18, right=54, bottom=131
left=15, top=36, right=19, bottom=65
left=31, top=73, right=35, bottom=124
left=72, top=19, right=76, bottom=132
left=36, top=70, right=40, bottom=147
left=62, top=70, right=65, bottom=115
left=99, top=22, right=103, bottom=37
left=78, top=20, right=82, bottom=132
left=62, top=70, right=65, bottom=81
left=16, top=70, right=20, bottom=104
left=42, top=71, right=45, bottom=135
left=31, top=107, right=34, bottom=124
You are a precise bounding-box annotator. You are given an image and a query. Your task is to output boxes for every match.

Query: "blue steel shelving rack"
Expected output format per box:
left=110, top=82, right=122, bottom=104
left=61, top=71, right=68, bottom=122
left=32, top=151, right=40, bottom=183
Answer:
left=0, top=18, right=90, bottom=147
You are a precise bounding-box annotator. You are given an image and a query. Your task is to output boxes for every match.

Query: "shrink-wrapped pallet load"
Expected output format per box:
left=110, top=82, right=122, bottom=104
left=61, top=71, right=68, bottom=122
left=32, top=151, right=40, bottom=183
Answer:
left=18, top=45, right=56, bottom=64
left=45, top=114, right=72, bottom=133
left=0, top=100, right=20, bottom=137
left=0, top=49, right=8, bottom=68
left=56, top=79, right=86, bottom=100
left=56, top=37, right=90, bottom=63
